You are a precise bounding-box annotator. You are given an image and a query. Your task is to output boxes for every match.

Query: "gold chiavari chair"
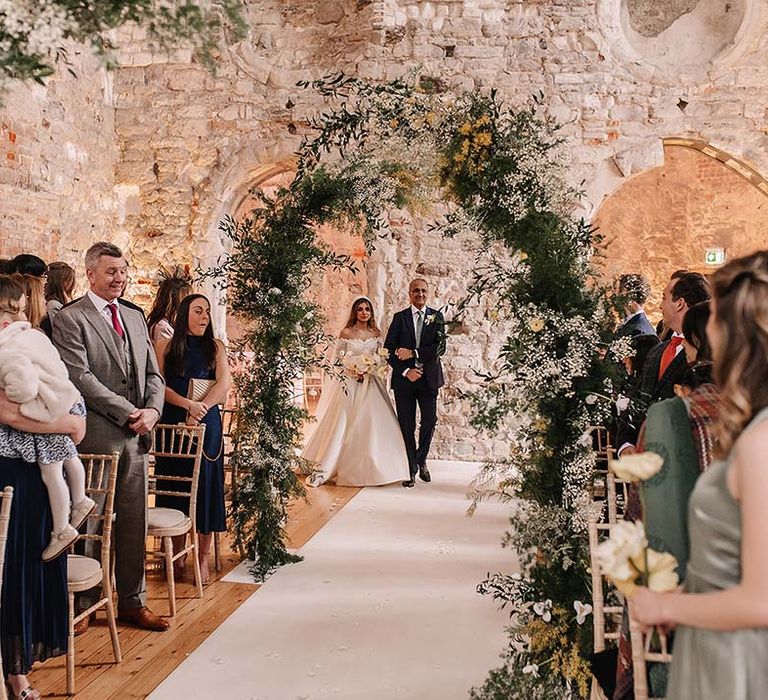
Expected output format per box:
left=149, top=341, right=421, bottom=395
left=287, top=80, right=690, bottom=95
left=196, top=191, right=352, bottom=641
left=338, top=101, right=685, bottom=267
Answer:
left=66, top=453, right=121, bottom=695
left=628, top=601, right=673, bottom=700
left=147, top=424, right=205, bottom=615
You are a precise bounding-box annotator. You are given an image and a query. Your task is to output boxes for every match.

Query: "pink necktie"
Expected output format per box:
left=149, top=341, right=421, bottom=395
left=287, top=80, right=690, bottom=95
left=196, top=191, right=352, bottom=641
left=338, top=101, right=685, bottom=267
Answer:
left=107, top=303, right=125, bottom=340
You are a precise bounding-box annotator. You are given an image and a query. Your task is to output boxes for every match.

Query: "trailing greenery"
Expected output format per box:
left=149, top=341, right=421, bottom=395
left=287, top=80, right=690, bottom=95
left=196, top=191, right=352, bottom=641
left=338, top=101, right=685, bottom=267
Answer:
left=212, top=73, right=630, bottom=693
left=0, top=0, right=245, bottom=91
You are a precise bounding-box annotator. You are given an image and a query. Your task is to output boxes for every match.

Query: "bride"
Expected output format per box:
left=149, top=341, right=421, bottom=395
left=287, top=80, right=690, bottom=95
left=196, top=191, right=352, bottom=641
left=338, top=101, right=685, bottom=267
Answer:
left=303, top=296, right=410, bottom=487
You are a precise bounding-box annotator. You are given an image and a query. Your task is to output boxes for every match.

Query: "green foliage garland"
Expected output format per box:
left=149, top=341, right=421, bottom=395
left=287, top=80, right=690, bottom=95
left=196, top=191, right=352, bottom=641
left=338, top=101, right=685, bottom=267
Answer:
left=0, top=0, right=245, bottom=91
left=213, top=74, right=630, bottom=695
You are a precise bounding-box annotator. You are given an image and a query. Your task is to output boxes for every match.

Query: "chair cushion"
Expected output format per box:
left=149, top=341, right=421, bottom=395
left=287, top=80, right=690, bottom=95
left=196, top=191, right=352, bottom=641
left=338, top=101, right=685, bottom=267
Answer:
left=148, top=507, right=188, bottom=531
left=67, top=554, right=102, bottom=590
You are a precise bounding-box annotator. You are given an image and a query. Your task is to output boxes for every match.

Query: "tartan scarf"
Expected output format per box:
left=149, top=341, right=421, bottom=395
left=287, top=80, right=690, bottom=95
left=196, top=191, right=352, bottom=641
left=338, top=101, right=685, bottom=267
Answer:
left=686, top=383, right=720, bottom=472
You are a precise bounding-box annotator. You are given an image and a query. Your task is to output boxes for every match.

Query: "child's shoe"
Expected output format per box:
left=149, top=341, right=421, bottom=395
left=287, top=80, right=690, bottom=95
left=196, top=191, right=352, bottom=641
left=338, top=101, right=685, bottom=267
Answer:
left=42, top=524, right=79, bottom=562
left=70, top=496, right=96, bottom=529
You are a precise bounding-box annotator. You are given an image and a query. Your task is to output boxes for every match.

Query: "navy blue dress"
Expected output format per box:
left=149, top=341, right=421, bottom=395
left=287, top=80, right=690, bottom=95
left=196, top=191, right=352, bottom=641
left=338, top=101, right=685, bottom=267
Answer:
left=155, top=336, right=226, bottom=534
left=0, top=455, right=67, bottom=676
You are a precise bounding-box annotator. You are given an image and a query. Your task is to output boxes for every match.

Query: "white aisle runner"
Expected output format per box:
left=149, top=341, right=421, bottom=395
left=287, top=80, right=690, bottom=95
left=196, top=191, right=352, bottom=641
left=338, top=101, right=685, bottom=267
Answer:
left=149, top=461, right=515, bottom=700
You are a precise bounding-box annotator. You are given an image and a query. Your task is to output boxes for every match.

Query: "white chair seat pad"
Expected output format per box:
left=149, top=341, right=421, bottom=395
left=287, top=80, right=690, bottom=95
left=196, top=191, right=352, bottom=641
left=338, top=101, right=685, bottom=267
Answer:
left=67, top=554, right=102, bottom=591
left=148, top=507, right=190, bottom=533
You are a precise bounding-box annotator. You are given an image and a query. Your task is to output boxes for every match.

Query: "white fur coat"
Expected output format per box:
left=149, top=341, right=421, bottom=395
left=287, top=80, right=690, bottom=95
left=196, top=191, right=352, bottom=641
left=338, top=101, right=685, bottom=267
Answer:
left=0, top=321, right=80, bottom=422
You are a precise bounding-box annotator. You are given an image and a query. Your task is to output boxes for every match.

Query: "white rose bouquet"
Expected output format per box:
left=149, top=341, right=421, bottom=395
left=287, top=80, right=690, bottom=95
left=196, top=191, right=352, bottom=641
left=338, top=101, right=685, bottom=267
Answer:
left=596, top=451, right=679, bottom=596
left=342, top=348, right=390, bottom=382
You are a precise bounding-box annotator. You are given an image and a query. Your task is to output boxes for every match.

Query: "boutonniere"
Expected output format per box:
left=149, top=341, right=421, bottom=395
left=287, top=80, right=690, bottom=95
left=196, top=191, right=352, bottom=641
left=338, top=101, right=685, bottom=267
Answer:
left=424, top=313, right=436, bottom=326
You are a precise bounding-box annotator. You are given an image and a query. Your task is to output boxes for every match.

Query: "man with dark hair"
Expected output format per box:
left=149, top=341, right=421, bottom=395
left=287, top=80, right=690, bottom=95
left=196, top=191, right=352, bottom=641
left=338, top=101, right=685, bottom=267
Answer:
left=616, top=274, right=656, bottom=337
left=11, top=253, right=47, bottom=278
left=655, top=269, right=689, bottom=340
left=617, top=271, right=711, bottom=457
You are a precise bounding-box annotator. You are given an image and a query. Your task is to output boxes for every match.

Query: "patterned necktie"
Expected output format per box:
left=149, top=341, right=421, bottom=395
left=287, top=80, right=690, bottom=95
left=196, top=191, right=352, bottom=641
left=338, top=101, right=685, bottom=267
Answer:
left=415, top=310, right=424, bottom=347
left=107, top=302, right=125, bottom=340
left=658, top=336, right=683, bottom=380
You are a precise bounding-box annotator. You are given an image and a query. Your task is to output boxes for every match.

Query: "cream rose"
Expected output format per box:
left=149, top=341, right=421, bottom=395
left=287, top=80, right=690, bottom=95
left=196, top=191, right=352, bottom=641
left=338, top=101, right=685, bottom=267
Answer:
left=609, top=452, right=664, bottom=482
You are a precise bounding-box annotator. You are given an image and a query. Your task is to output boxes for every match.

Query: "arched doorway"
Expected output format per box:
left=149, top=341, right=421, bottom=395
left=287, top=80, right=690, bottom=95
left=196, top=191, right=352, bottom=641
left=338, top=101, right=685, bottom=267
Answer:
left=230, top=164, right=369, bottom=414
left=593, top=139, right=768, bottom=317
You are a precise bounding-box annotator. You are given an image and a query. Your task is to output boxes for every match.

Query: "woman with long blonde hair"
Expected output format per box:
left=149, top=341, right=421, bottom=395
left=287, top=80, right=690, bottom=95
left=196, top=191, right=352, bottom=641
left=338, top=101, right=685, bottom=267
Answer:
left=632, top=250, right=768, bottom=699
left=302, top=296, right=409, bottom=487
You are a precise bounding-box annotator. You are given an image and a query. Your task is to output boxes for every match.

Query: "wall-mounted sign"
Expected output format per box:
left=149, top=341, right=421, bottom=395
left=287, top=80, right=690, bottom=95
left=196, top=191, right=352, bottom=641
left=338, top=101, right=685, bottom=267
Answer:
left=705, top=248, right=726, bottom=266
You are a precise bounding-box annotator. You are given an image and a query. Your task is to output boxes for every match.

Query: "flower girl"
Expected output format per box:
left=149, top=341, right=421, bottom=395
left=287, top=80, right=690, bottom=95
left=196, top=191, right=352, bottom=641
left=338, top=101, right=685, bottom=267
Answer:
left=0, top=276, right=95, bottom=561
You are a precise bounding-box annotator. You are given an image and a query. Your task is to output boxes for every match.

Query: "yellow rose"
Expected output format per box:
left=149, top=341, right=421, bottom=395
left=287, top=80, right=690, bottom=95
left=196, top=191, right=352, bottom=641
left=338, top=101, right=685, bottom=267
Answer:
left=461, top=139, right=471, bottom=154
left=459, top=121, right=473, bottom=135
left=475, top=114, right=491, bottom=127
left=519, top=252, right=528, bottom=261
left=425, top=111, right=436, bottom=125
left=644, top=549, right=679, bottom=592
left=473, top=131, right=492, bottom=147
left=529, top=317, right=545, bottom=333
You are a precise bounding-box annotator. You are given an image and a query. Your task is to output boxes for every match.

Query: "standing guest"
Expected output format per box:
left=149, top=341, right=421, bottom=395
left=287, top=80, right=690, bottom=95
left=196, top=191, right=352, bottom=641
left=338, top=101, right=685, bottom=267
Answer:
left=632, top=250, right=768, bottom=699
left=41, top=262, right=76, bottom=338
left=12, top=274, right=46, bottom=329
left=617, top=272, right=710, bottom=457
left=154, top=294, right=230, bottom=584
left=52, top=242, right=168, bottom=633
left=0, top=390, right=85, bottom=700
left=0, top=260, right=13, bottom=274
left=44, top=261, right=76, bottom=319
left=146, top=272, right=193, bottom=347
left=616, top=274, right=656, bottom=337
left=10, top=254, right=47, bottom=278
left=655, top=269, right=689, bottom=341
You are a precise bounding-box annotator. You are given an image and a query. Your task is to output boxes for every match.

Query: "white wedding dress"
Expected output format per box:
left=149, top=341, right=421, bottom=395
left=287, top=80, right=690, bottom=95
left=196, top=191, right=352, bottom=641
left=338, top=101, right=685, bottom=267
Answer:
left=302, top=337, right=410, bottom=487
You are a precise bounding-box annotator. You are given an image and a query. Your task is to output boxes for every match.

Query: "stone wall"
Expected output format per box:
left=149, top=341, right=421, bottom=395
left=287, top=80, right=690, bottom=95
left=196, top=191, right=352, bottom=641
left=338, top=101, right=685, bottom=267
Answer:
left=4, top=0, right=768, bottom=458
left=0, top=44, right=120, bottom=279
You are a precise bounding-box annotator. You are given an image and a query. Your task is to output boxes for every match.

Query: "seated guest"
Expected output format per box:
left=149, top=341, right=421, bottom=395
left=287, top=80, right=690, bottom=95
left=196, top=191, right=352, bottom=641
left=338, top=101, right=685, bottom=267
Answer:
left=616, top=273, right=656, bottom=337
left=154, top=294, right=230, bottom=584
left=617, top=271, right=710, bottom=457
left=633, top=250, right=768, bottom=699
left=146, top=271, right=193, bottom=347
left=0, top=390, right=85, bottom=700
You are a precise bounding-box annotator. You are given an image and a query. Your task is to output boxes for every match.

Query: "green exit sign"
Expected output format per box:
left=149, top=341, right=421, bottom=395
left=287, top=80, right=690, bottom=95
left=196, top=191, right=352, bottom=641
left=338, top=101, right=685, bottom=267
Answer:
left=705, top=248, right=726, bottom=266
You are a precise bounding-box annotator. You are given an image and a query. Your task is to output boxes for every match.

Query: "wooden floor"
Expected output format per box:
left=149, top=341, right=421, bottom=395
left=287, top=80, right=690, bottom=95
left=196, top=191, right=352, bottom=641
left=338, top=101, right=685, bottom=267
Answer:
left=30, top=484, right=360, bottom=699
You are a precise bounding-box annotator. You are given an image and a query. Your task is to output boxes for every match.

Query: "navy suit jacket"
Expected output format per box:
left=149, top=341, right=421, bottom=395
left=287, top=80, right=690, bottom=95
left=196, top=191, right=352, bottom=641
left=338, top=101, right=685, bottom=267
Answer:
left=384, top=307, right=446, bottom=391
left=616, top=311, right=656, bottom=338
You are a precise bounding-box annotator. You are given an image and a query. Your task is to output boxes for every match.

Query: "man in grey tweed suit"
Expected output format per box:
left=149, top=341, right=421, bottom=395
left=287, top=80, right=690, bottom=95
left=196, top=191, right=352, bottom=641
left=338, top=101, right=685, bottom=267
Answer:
left=53, top=242, right=168, bottom=632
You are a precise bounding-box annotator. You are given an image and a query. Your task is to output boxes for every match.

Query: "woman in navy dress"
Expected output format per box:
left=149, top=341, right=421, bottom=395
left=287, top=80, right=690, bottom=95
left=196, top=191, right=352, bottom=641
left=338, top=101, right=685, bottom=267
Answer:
left=0, top=390, right=85, bottom=700
left=154, top=294, right=230, bottom=584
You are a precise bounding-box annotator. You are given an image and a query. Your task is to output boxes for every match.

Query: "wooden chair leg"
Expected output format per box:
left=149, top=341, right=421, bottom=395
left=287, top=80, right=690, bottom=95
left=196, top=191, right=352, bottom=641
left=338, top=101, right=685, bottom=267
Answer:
left=191, top=531, right=204, bottom=599
left=67, top=592, right=76, bottom=696
left=104, top=590, right=122, bottom=663
left=214, top=531, right=221, bottom=572
left=163, top=536, right=177, bottom=617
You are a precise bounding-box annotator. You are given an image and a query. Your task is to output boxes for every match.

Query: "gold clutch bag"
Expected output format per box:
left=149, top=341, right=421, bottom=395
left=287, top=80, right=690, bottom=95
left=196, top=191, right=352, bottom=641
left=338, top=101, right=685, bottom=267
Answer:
left=187, top=378, right=216, bottom=403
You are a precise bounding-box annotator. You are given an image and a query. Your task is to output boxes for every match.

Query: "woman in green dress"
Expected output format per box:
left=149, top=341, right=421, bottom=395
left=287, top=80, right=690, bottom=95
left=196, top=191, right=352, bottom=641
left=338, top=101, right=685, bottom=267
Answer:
left=631, top=250, right=768, bottom=699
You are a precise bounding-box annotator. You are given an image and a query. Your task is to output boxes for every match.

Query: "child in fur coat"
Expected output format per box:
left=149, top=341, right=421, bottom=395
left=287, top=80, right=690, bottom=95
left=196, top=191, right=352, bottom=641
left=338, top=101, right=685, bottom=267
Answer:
left=0, top=275, right=95, bottom=561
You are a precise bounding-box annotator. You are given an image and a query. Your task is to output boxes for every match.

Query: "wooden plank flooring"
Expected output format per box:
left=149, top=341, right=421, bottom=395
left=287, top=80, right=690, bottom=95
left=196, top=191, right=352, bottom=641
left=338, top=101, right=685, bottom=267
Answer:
left=30, top=483, right=360, bottom=698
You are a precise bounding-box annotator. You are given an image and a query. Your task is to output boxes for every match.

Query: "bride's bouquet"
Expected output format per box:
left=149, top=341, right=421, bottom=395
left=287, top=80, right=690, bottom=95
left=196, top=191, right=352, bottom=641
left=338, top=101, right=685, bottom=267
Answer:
left=341, top=348, right=390, bottom=382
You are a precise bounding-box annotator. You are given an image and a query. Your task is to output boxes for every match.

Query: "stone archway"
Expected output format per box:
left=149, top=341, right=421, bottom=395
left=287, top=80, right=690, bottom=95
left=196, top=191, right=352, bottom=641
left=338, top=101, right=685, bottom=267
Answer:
left=593, top=139, right=768, bottom=317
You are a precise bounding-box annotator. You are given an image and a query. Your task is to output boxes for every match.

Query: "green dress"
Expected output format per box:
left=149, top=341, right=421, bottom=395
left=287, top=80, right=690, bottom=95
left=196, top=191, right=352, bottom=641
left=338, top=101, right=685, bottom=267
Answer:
left=666, top=408, right=768, bottom=699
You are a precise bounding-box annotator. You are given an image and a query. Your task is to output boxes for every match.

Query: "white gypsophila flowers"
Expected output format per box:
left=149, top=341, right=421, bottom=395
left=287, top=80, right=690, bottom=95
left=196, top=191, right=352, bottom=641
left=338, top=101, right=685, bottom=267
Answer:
left=608, top=335, right=636, bottom=363
left=609, top=452, right=664, bottom=482
left=0, top=0, right=74, bottom=55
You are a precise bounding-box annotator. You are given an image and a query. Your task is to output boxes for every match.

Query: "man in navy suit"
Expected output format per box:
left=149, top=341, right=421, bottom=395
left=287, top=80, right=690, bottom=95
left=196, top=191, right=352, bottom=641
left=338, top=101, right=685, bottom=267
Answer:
left=384, top=278, right=446, bottom=488
left=615, top=274, right=657, bottom=338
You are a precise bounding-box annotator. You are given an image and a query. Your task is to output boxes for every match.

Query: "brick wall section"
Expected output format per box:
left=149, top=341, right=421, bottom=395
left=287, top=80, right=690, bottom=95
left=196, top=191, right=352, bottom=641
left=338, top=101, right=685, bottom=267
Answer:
left=595, top=145, right=768, bottom=319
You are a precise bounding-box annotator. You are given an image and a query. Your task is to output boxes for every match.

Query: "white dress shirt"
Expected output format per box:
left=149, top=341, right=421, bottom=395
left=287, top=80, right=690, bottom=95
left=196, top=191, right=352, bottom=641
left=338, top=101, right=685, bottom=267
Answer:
left=87, top=289, right=126, bottom=334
